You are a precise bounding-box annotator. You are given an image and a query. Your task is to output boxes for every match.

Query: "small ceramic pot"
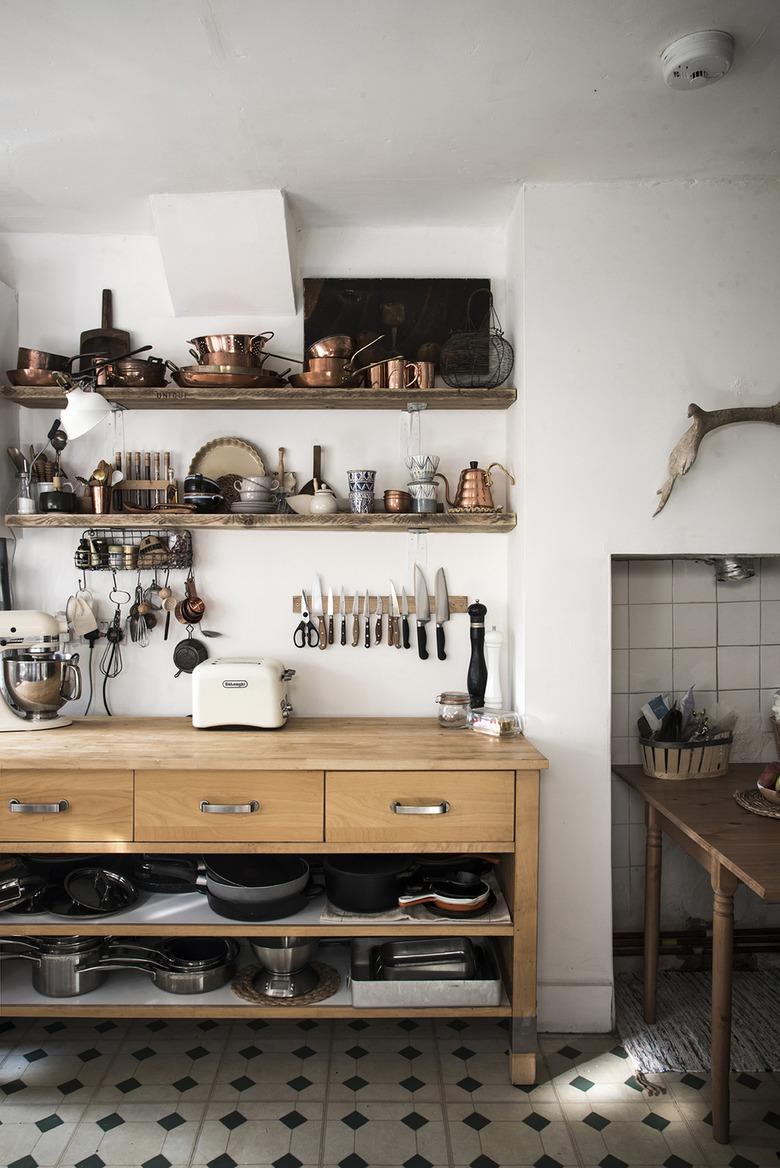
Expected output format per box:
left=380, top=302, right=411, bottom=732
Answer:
left=383, top=490, right=411, bottom=513
left=347, top=470, right=376, bottom=514
left=311, top=487, right=338, bottom=514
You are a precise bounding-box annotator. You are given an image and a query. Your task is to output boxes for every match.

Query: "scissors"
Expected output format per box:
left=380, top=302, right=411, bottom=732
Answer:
left=293, top=589, right=320, bottom=648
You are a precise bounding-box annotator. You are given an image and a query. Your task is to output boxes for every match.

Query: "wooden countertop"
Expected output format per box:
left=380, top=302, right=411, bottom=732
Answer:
left=0, top=716, right=548, bottom=773
left=613, top=764, right=780, bottom=901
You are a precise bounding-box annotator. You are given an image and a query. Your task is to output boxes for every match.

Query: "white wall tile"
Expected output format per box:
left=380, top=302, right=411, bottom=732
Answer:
left=629, top=603, right=673, bottom=648
left=717, top=689, right=760, bottom=718
left=629, top=559, right=673, bottom=603
left=612, top=648, right=629, bottom=694
left=611, top=736, right=630, bottom=766
left=628, top=822, right=647, bottom=867
left=612, top=604, right=629, bottom=649
left=761, top=644, right=780, bottom=689
left=673, top=647, right=717, bottom=691
left=760, top=732, right=777, bottom=763
left=629, top=648, right=672, bottom=692
left=717, top=569, right=761, bottom=603
left=611, top=823, right=630, bottom=868
left=611, top=693, right=629, bottom=737
left=718, top=601, right=760, bottom=646
left=760, top=557, right=780, bottom=601
left=628, top=787, right=646, bottom=824
left=676, top=689, right=716, bottom=715
left=718, top=645, right=760, bottom=689
left=672, top=602, right=716, bottom=648
left=673, top=558, right=716, bottom=603
left=628, top=737, right=642, bottom=764
left=611, top=560, right=628, bottom=605
left=761, top=601, right=780, bottom=645
left=612, top=867, right=633, bottom=931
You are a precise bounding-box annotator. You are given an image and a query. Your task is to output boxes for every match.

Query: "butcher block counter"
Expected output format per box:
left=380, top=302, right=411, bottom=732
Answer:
left=0, top=717, right=548, bottom=1083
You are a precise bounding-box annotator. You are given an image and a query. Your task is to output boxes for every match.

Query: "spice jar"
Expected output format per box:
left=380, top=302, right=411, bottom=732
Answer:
left=122, top=544, right=138, bottom=571
left=75, top=538, right=90, bottom=570
left=436, top=691, right=471, bottom=729
left=107, top=545, right=124, bottom=571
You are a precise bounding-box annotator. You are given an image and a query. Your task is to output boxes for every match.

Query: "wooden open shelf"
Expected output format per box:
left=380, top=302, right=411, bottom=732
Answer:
left=5, top=511, right=516, bottom=533
left=1, top=384, right=516, bottom=411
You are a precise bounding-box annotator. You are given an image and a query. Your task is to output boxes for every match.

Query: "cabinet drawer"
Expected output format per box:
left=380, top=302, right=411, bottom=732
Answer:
left=0, top=771, right=133, bottom=842
left=325, top=771, right=515, bottom=843
left=134, top=771, right=324, bottom=842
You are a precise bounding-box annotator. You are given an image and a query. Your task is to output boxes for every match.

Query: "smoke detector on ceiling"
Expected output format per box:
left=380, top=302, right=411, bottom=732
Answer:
left=661, top=30, right=734, bottom=90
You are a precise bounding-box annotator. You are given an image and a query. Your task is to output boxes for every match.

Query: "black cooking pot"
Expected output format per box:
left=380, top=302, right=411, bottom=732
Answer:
left=173, top=636, right=208, bottom=677
left=204, top=854, right=311, bottom=922
left=323, top=854, right=413, bottom=914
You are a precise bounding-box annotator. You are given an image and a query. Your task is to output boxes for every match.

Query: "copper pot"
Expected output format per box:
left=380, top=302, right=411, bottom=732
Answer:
left=306, top=334, right=353, bottom=359
left=307, top=356, right=351, bottom=375
left=17, top=347, right=71, bottom=372
left=383, top=490, right=411, bottom=513
left=99, top=356, right=168, bottom=388
left=435, top=461, right=515, bottom=510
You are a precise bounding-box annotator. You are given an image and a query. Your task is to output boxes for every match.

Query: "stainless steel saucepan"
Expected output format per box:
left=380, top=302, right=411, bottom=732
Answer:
left=0, top=935, right=111, bottom=997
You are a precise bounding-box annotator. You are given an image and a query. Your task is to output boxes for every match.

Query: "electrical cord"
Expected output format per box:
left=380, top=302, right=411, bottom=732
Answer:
left=83, top=628, right=100, bottom=715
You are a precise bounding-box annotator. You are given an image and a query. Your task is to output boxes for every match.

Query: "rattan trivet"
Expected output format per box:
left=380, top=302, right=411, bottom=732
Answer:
left=230, top=961, right=340, bottom=1006
left=733, top=788, right=780, bottom=818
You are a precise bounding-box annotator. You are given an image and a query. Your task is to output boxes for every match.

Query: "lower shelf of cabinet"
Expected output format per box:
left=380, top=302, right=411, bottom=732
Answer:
left=0, top=945, right=511, bottom=1019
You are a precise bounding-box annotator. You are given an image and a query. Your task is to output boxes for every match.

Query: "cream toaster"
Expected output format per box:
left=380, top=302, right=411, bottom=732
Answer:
left=191, top=657, right=295, bottom=729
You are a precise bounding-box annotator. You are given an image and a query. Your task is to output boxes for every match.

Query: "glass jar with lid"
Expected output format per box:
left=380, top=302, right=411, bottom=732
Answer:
left=436, top=691, right=471, bottom=729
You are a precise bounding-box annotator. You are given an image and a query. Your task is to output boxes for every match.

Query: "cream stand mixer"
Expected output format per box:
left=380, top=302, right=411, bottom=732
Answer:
left=0, top=611, right=81, bottom=731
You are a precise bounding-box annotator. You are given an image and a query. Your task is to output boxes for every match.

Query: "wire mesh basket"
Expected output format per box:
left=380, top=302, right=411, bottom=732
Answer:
left=74, top=528, right=193, bottom=573
left=440, top=289, right=514, bottom=389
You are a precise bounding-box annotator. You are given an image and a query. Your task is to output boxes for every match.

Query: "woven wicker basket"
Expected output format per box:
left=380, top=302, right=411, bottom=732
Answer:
left=639, top=735, right=733, bottom=780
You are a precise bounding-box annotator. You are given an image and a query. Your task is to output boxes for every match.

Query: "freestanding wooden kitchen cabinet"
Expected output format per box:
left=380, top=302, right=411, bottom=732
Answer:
left=0, top=717, right=547, bottom=1084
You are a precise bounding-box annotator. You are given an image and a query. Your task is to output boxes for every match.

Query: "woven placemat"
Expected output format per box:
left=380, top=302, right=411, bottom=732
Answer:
left=230, top=961, right=340, bottom=1006
left=733, top=788, right=780, bottom=818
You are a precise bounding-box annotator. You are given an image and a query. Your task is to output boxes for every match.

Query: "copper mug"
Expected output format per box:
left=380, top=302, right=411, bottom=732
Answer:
left=366, top=361, right=387, bottom=389
left=387, top=359, right=420, bottom=390
left=415, top=361, right=435, bottom=389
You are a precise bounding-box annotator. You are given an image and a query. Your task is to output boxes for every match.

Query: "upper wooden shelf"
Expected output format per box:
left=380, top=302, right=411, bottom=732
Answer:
left=5, top=511, right=516, bottom=533
left=0, top=385, right=516, bottom=411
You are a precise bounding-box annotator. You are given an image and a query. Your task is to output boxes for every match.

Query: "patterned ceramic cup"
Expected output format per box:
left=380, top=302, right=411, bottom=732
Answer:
left=405, top=454, right=440, bottom=482
left=347, top=470, right=377, bottom=514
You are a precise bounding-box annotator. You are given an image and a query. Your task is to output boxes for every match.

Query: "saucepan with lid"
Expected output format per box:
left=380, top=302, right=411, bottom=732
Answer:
left=0, top=934, right=111, bottom=996
left=80, top=936, right=239, bottom=994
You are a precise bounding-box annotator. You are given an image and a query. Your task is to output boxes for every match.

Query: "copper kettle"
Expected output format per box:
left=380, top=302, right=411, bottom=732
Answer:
left=436, top=461, right=515, bottom=510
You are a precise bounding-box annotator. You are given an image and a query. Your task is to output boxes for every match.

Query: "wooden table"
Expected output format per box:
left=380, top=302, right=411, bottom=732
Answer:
left=613, top=763, right=780, bottom=1144
left=0, top=717, right=547, bottom=1085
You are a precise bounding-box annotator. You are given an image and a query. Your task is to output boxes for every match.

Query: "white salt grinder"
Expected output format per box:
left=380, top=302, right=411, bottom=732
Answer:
left=484, top=624, right=504, bottom=710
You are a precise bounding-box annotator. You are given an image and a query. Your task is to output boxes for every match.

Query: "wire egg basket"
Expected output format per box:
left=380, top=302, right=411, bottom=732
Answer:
left=440, top=289, right=514, bottom=389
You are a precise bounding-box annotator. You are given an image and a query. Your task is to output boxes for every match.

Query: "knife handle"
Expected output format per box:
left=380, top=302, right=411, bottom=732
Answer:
left=328, top=615, right=334, bottom=645
left=436, top=625, right=446, bottom=661
left=394, top=617, right=401, bottom=648
left=340, top=619, right=346, bottom=647
left=375, top=614, right=382, bottom=644
left=352, top=616, right=359, bottom=647
left=402, top=616, right=411, bottom=650
left=317, top=615, right=327, bottom=650
left=364, top=617, right=371, bottom=648
left=416, top=622, right=428, bottom=660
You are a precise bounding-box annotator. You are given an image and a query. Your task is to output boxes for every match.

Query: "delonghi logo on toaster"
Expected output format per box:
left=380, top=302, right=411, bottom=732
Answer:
left=222, top=680, right=248, bottom=689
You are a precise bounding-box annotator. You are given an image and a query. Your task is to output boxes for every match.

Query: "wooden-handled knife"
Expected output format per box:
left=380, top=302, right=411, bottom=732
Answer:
left=312, top=576, right=327, bottom=650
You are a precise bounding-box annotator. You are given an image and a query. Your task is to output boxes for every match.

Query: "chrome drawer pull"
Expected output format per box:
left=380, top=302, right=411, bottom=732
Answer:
left=199, top=800, right=260, bottom=815
left=390, top=800, right=451, bottom=815
left=9, top=798, right=69, bottom=814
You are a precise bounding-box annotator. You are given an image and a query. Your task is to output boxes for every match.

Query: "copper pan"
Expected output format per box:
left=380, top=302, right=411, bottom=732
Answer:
left=7, top=368, right=65, bottom=387
left=289, top=370, right=360, bottom=389
left=17, top=347, right=71, bottom=372
left=168, top=363, right=288, bottom=389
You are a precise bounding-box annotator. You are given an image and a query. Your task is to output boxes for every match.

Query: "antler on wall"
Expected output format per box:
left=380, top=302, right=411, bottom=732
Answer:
left=654, top=400, right=780, bottom=515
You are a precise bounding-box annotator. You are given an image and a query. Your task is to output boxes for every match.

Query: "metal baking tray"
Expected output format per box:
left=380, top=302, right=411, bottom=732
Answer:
left=350, top=937, right=502, bottom=1008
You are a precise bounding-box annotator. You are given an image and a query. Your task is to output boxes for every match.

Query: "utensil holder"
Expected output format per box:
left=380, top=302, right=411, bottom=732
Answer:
left=638, top=735, right=732, bottom=780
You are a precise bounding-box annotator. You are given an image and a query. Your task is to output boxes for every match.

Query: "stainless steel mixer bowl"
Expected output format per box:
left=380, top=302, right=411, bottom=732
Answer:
left=249, top=935, right=318, bottom=973
left=2, top=651, right=81, bottom=716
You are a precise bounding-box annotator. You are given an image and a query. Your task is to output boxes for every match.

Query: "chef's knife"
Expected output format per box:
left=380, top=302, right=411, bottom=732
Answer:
left=312, top=577, right=327, bottom=651
left=401, top=586, right=411, bottom=649
left=351, top=590, right=360, bottom=647
left=327, top=587, right=334, bottom=645
left=375, top=593, right=383, bottom=645
left=389, top=581, right=401, bottom=648
left=364, top=589, right=371, bottom=648
left=340, top=587, right=346, bottom=646
left=414, top=565, right=430, bottom=660
left=434, top=567, right=450, bottom=661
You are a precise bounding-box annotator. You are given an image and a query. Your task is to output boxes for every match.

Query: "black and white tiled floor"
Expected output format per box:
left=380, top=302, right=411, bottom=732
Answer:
left=2, top=1019, right=780, bottom=1167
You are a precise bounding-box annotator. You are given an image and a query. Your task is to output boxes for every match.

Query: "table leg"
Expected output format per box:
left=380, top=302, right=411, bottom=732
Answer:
left=710, top=861, right=738, bottom=1145
left=643, top=805, right=662, bottom=1024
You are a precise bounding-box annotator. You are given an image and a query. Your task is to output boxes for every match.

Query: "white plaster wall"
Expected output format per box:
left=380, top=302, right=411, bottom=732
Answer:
left=0, top=226, right=511, bottom=718
left=518, top=178, right=780, bottom=1030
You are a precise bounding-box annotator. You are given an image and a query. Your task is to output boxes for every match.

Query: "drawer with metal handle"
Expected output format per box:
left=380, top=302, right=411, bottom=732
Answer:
left=0, top=771, right=133, bottom=842
left=134, top=770, right=324, bottom=841
left=325, top=771, right=515, bottom=843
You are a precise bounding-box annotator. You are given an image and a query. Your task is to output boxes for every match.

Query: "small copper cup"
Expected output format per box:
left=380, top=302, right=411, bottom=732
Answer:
left=366, top=361, right=387, bottom=389
left=90, top=484, right=111, bottom=514
left=416, top=360, right=435, bottom=389
left=387, top=358, right=419, bottom=389
left=384, top=489, right=412, bottom=513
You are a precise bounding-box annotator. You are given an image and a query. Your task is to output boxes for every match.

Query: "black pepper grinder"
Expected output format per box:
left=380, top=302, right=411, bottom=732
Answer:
left=467, top=599, right=488, bottom=708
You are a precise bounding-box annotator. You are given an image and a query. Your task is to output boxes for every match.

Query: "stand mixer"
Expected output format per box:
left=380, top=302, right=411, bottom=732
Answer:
left=0, top=611, right=81, bottom=731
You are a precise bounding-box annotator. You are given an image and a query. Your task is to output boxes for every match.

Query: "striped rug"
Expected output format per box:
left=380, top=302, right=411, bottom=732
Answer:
left=615, top=970, right=780, bottom=1073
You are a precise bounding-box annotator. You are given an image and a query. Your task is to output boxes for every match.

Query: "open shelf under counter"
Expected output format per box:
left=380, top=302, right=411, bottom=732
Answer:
left=0, top=889, right=514, bottom=939
left=4, top=511, right=516, bottom=533
left=0, top=384, right=516, bottom=411
left=0, top=943, right=511, bottom=1019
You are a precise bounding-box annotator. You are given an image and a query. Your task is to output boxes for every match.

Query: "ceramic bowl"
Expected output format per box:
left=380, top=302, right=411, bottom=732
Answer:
left=756, top=768, right=780, bottom=805
left=286, top=494, right=314, bottom=515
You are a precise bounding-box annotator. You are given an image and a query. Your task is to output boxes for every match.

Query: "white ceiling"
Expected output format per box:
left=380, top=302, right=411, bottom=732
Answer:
left=0, top=0, right=778, bottom=234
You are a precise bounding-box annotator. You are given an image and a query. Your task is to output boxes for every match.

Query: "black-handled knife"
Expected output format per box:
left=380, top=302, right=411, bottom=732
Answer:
left=434, top=567, right=450, bottom=661
left=414, top=564, right=430, bottom=661
left=401, top=586, right=411, bottom=649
